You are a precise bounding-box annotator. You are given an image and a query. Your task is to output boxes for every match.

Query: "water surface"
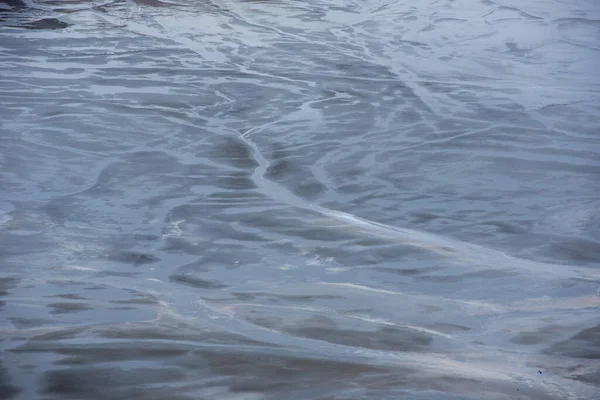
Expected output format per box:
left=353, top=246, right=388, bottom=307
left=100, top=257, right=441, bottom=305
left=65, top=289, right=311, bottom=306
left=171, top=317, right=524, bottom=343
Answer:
left=1, top=0, right=599, bottom=399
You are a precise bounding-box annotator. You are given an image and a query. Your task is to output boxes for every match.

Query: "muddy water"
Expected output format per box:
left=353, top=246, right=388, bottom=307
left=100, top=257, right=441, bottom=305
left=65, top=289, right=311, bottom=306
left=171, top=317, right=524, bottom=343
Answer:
left=1, top=0, right=599, bottom=399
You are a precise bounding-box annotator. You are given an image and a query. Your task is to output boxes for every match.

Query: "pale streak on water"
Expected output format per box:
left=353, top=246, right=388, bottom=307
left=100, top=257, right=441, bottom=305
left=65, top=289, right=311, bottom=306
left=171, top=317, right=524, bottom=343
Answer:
left=1, top=0, right=599, bottom=399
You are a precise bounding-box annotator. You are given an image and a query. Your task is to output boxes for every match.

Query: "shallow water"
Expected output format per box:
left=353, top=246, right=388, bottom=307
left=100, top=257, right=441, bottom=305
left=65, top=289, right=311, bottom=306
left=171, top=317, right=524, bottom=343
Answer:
left=1, top=0, right=599, bottom=399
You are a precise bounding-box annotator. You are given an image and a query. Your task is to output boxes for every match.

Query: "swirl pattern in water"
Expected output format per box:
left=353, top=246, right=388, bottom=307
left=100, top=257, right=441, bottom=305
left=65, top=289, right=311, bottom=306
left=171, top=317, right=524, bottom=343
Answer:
left=1, top=0, right=599, bottom=399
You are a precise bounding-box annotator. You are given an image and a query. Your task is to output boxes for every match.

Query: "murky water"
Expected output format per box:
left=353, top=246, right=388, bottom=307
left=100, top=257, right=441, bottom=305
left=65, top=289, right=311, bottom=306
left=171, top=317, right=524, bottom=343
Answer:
left=1, top=0, right=599, bottom=399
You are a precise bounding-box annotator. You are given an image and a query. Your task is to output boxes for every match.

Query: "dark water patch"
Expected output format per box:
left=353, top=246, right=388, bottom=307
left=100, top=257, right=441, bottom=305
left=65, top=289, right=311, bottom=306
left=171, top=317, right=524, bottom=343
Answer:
left=55, top=348, right=190, bottom=366
left=7, top=17, right=70, bottom=30
left=0, top=361, right=21, bottom=400
left=270, top=293, right=345, bottom=303
left=30, top=327, right=85, bottom=341
left=110, top=290, right=160, bottom=305
left=196, top=349, right=394, bottom=383
left=161, top=236, right=207, bottom=255
left=510, top=325, right=561, bottom=345
left=84, top=285, right=110, bottom=291
left=42, top=367, right=187, bottom=399
left=285, top=324, right=434, bottom=352
left=131, top=233, right=161, bottom=242
left=245, top=315, right=282, bottom=330
left=427, top=323, right=472, bottom=334
left=48, top=302, right=93, bottom=314
left=95, top=270, right=139, bottom=278
left=9, top=318, right=56, bottom=330
left=229, top=291, right=345, bottom=305
left=263, top=144, right=329, bottom=199
left=109, top=297, right=158, bottom=305
left=0, top=230, right=53, bottom=258
left=46, top=280, right=89, bottom=288
left=570, top=370, right=600, bottom=386
left=108, top=251, right=161, bottom=265
left=216, top=172, right=257, bottom=190
left=13, top=340, right=194, bottom=362
left=0, top=277, right=19, bottom=298
left=265, top=144, right=300, bottom=180
left=97, top=324, right=271, bottom=346
left=279, top=226, right=359, bottom=242
left=544, top=324, right=600, bottom=359
left=212, top=135, right=259, bottom=170
left=417, top=269, right=519, bottom=283
left=133, top=0, right=180, bottom=7
left=481, top=220, right=528, bottom=235
left=170, top=273, right=228, bottom=289
left=45, top=293, right=87, bottom=300
left=375, top=265, right=444, bottom=276
left=293, top=180, right=328, bottom=199
left=0, top=0, right=27, bottom=11
left=541, top=239, right=600, bottom=264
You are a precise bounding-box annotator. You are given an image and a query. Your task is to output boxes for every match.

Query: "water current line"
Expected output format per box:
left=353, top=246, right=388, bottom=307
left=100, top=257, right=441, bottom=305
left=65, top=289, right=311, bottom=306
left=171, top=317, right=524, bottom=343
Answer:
left=235, top=131, right=600, bottom=282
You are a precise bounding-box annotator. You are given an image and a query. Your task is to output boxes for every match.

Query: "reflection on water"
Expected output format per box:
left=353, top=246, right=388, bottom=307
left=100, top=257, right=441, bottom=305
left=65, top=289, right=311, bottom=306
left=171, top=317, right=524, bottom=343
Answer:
left=1, top=0, right=599, bottom=399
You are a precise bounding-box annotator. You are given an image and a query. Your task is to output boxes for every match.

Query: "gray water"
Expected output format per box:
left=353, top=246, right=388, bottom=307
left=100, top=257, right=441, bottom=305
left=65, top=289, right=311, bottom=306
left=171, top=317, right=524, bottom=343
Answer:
left=1, top=0, right=600, bottom=399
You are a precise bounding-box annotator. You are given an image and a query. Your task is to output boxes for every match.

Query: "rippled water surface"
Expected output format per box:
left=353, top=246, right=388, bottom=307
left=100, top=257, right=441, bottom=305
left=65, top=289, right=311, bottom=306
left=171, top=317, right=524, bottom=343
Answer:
left=1, top=0, right=600, bottom=399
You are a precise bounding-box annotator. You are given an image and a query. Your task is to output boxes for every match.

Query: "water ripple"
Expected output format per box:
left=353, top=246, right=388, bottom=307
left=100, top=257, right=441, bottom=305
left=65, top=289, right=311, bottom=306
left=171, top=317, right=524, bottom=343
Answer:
left=1, top=0, right=599, bottom=399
